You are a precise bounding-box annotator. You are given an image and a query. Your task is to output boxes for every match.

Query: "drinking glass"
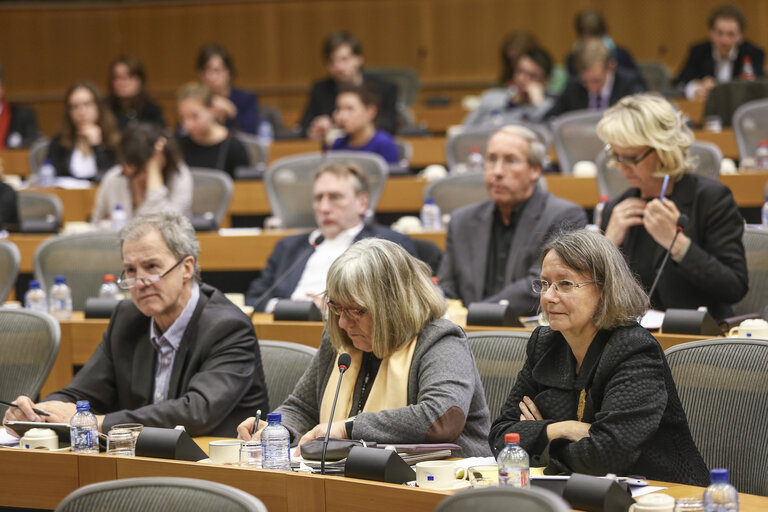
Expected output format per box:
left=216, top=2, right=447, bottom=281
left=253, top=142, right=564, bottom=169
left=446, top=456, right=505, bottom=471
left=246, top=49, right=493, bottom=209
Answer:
left=106, top=428, right=135, bottom=456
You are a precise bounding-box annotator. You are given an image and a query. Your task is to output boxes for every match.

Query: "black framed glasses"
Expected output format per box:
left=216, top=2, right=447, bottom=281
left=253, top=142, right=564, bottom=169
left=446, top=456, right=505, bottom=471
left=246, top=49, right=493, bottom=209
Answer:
left=326, top=300, right=368, bottom=320
left=532, top=279, right=596, bottom=294
left=117, top=258, right=186, bottom=290
left=608, top=145, right=655, bottom=168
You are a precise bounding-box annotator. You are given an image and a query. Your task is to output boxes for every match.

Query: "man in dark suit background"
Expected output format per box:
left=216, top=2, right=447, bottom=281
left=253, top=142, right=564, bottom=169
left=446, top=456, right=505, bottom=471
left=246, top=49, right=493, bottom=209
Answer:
left=300, top=30, right=398, bottom=140
left=245, top=162, right=416, bottom=311
left=546, top=39, right=646, bottom=119
left=437, top=126, right=587, bottom=316
left=0, top=65, right=40, bottom=149
left=4, top=212, right=269, bottom=437
left=674, top=4, right=764, bottom=100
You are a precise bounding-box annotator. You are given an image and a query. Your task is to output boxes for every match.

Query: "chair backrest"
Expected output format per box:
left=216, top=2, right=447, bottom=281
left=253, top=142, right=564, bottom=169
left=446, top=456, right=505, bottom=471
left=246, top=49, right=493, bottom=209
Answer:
left=28, top=137, right=50, bottom=175
left=704, top=79, right=768, bottom=128
left=189, top=167, right=234, bottom=231
left=687, top=140, right=722, bottom=179
left=33, top=231, right=123, bottom=311
left=434, top=485, right=570, bottom=512
left=467, top=331, right=530, bottom=419
left=366, top=67, right=419, bottom=107
left=412, top=238, right=442, bottom=276
left=0, top=308, right=60, bottom=418
left=637, top=61, right=671, bottom=93
left=733, top=97, right=768, bottom=160
left=665, top=338, right=768, bottom=496
left=732, top=227, right=768, bottom=317
left=424, top=173, right=547, bottom=215
left=233, top=132, right=269, bottom=170
left=18, top=192, right=63, bottom=233
left=445, top=124, right=552, bottom=171
left=55, top=476, right=268, bottom=512
left=551, top=109, right=605, bottom=174
left=259, top=339, right=317, bottom=409
left=264, top=152, right=388, bottom=228
left=395, top=139, right=413, bottom=167
left=0, top=240, right=20, bottom=303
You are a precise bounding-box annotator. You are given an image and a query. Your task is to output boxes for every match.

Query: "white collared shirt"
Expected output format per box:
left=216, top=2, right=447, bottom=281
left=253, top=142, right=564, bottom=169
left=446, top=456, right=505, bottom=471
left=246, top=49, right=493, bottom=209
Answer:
left=714, top=45, right=738, bottom=83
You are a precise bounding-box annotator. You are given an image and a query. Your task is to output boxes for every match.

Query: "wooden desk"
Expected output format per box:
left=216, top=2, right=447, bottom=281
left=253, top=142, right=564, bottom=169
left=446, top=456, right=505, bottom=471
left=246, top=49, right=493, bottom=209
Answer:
left=0, top=148, right=31, bottom=176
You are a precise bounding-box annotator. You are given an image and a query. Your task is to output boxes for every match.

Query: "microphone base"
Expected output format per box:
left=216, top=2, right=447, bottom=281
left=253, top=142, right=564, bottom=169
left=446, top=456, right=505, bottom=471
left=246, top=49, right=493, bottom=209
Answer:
left=344, top=446, right=415, bottom=484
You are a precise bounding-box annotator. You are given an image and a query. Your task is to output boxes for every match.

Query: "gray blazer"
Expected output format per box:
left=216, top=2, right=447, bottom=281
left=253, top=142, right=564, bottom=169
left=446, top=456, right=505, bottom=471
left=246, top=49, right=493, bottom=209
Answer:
left=437, top=188, right=587, bottom=315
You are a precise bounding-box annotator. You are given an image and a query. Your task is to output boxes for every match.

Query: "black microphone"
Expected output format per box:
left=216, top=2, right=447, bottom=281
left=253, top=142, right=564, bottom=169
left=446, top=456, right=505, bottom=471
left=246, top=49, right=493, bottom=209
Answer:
left=320, top=352, right=351, bottom=475
left=250, top=232, right=324, bottom=311
left=648, top=214, right=689, bottom=303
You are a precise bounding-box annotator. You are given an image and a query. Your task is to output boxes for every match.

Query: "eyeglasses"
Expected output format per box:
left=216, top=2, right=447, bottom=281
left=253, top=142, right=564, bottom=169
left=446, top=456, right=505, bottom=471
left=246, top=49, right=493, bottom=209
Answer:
left=532, top=279, right=596, bottom=294
left=608, top=146, right=655, bottom=168
left=117, top=258, right=186, bottom=290
left=485, top=154, right=528, bottom=171
left=326, top=300, right=368, bottom=320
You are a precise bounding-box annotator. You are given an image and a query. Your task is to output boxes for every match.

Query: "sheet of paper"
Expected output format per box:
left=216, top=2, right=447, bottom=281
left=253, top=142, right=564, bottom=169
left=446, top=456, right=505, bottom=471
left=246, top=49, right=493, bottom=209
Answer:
left=632, top=485, right=667, bottom=497
left=0, top=427, right=19, bottom=446
left=641, top=309, right=665, bottom=330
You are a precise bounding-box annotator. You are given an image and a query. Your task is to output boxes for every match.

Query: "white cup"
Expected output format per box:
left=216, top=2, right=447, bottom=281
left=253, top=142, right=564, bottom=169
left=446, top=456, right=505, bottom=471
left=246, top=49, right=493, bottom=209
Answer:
left=728, top=318, right=768, bottom=339
left=208, top=439, right=243, bottom=465
left=20, top=428, right=59, bottom=450
left=415, top=461, right=458, bottom=489
left=629, top=493, right=676, bottom=512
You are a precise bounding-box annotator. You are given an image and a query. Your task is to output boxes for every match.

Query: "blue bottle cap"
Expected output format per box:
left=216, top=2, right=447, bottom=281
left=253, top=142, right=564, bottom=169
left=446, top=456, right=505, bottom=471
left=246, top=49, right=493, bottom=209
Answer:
left=75, top=400, right=90, bottom=411
left=54, top=275, right=66, bottom=284
left=29, top=280, right=40, bottom=289
left=710, top=468, right=729, bottom=483
left=266, top=412, right=281, bottom=423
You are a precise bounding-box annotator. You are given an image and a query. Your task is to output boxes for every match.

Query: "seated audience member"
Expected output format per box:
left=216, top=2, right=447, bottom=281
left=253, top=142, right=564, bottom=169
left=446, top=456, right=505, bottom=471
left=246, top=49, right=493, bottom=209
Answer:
left=331, top=84, right=399, bottom=163
left=47, top=82, right=119, bottom=181
left=0, top=181, right=19, bottom=231
left=565, top=10, right=643, bottom=81
left=546, top=39, right=646, bottom=119
left=108, top=56, right=166, bottom=131
left=674, top=4, right=764, bottom=100
left=0, top=65, right=40, bottom=148
left=488, top=229, right=710, bottom=485
left=597, top=93, right=747, bottom=320
left=238, top=238, right=491, bottom=456
left=437, top=125, right=587, bottom=316
left=198, top=43, right=259, bottom=135
left=300, top=31, right=398, bottom=140
left=464, top=45, right=555, bottom=126
left=497, top=31, right=540, bottom=87
left=92, top=122, right=192, bottom=227
left=3, top=212, right=269, bottom=437
left=175, top=82, right=250, bottom=178
left=245, top=162, right=416, bottom=310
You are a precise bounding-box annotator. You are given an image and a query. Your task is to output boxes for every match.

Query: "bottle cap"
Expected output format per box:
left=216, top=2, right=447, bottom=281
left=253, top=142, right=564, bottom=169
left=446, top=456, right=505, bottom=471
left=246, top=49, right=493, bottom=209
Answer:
left=424, top=198, right=435, bottom=205
left=266, top=412, right=281, bottom=423
left=54, top=275, right=66, bottom=284
left=75, top=400, right=90, bottom=411
left=504, top=433, right=520, bottom=444
left=710, top=468, right=729, bottom=484
left=29, top=280, right=41, bottom=289
left=103, top=274, right=116, bottom=283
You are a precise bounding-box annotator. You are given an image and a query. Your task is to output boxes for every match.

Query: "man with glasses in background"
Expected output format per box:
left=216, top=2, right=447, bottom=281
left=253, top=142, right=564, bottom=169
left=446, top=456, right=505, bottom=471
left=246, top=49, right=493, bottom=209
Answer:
left=437, top=125, right=587, bottom=317
left=3, top=211, right=269, bottom=437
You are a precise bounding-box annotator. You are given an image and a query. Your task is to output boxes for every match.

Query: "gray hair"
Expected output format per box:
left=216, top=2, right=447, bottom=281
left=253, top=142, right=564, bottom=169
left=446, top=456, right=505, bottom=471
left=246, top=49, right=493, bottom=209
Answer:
left=313, top=161, right=370, bottom=196
left=325, top=238, right=446, bottom=358
left=494, top=125, right=547, bottom=168
left=542, top=229, right=648, bottom=329
left=119, top=211, right=201, bottom=282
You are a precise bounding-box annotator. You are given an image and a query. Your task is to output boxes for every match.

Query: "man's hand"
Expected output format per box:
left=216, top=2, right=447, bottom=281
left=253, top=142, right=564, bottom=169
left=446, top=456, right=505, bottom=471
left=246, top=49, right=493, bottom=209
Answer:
left=236, top=416, right=267, bottom=441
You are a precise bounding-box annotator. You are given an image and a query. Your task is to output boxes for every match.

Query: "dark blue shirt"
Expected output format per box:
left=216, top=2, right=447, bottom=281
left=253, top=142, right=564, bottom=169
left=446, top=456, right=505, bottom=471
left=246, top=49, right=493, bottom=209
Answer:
left=331, top=130, right=399, bottom=163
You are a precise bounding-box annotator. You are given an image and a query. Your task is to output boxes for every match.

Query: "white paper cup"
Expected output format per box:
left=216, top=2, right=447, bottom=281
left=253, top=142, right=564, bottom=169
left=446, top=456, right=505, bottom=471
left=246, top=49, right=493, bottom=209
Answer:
left=209, top=439, right=243, bottom=465
left=415, top=461, right=458, bottom=489
left=629, top=493, right=676, bottom=512
left=20, top=428, right=59, bottom=450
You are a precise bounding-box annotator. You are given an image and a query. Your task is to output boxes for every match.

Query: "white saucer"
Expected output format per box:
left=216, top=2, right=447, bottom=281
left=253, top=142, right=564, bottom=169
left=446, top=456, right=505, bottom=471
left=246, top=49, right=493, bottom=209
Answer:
left=424, top=480, right=471, bottom=491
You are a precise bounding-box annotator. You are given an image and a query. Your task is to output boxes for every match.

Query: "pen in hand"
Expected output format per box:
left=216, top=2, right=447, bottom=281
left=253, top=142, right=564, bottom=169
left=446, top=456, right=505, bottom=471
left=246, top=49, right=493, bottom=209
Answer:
left=251, top=409, right=262, bottom=437
left=0, top=400, right=51, bottom=418
left=659, top=174, right=670, bottom=204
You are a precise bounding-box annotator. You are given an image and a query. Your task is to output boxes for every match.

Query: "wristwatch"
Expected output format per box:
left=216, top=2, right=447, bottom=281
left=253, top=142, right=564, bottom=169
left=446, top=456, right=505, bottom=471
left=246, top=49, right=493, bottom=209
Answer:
left=344, top=417, right=355, bottom=438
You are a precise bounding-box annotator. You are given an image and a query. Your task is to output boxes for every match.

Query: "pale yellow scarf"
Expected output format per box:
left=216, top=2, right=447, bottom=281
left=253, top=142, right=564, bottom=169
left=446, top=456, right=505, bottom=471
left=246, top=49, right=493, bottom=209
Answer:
left=319, top=338, right=417, bottom=424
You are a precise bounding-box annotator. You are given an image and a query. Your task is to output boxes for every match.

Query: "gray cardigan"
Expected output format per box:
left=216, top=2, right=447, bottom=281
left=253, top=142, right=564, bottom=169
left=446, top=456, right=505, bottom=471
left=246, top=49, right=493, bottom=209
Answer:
left=275, top=319, right=492, bottom=457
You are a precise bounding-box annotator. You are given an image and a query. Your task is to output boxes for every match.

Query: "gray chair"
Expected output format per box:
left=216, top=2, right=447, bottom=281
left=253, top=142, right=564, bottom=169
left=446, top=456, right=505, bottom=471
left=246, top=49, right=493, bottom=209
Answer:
left=551, top=109, right=604, bottom=175
left=189, top=167, right=234, bottom=231
left=264, top=152, right=388, bottom=228
left=234, top=131, right=269, bottom=170
left=55, top=477, right=268, bottom=512
left=732, top=227, right=768, bottom=317
left=665, top=338, right=768, bottom=496
left=395, top=139, right=413, bottom=167
left=704, top=79, right=768, bottom=128
left=33, top=231, right=123, bottom=311
left=434, top=485, right=570, bottom=512
left=467, top=331, right=530, bottom=419
left=28, top=137, right=50, bottom=175
left=0, top=308, right=60, bottom=418
left=637, top=61, right=672, bottom=93
left=18, top=192, right=63, bottom=233
left=424, top=173, right=547, bottom=215
left=445, top=124, right=552, bottom=171
left=0, top=240, right=20, bottom=303
left=733, top=97, right=768, bottom=160
left=259, top=339, right=317, bottom=409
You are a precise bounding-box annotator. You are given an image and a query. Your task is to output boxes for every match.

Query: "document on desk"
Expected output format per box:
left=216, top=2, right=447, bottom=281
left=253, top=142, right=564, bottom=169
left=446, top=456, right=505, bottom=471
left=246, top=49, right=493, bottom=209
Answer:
left=0, top=427, right=19, bottom=446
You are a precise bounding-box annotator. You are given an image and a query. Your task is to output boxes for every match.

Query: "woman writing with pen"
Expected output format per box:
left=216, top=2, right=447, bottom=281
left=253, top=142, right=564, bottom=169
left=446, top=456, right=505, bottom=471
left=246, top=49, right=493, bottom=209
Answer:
left=597, top=93, right=747, bottom=320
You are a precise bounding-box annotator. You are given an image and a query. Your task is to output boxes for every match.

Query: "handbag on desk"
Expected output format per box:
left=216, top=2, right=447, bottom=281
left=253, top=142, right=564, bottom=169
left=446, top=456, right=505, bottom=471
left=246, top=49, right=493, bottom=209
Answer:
left=300, top=439, right=375, bottom=461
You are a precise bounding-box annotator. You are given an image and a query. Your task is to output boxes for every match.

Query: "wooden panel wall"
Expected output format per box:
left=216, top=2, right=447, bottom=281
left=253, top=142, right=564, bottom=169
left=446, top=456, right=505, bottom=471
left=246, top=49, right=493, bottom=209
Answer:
left=1, top=0, right=767, bottom=135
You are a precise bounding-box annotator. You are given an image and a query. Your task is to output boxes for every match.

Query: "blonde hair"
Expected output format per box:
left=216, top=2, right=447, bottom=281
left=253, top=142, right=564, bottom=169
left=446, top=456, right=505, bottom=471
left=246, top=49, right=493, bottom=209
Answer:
left=325, top=238, right=446, bottom=358
left=176, top=81, right=213, bottom=107
left=597, top=93, right=693, bottom=179
left=574, top=38, right=612, bottom=71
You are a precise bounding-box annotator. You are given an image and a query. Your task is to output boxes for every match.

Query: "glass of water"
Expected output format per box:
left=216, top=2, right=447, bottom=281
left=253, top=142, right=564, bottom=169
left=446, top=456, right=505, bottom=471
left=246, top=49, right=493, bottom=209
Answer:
left=239, top=441, right=263, bottom=467
left=675, top=498, right=704, bottom=512
left=106, top=428, right=136, bottom=456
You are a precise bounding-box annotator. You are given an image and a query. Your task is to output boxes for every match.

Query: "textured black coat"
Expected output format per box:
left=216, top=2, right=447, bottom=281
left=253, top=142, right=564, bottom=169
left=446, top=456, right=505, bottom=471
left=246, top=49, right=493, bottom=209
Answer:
left=489, top=324, right=709, bottom=486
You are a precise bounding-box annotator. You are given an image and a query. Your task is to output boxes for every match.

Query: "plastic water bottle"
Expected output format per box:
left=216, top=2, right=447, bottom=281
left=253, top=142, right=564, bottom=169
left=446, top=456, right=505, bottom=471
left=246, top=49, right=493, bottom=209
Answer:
left=762, top=194, right=768, bottom=228
left=755, top=140, right=768, bottom=170
left=740, top=57, right=755, bottom=81
left=70, top=400, right=99, bottom=454
left=24, top=280, right=48, bottom=314
left=467, top=146, right=485, bottom=173
left=38, top=159, right=56, bottom=187
left=261, top=412, right=291, bottom=470
left=420, top=198, right=442, bottom=230
left=99, top=274, right=122, bottom=299
left=703, top=468, right=739, bottom=512
left=258, top=119, right=274, bottom=146
left=593, top=194, right=609, bottom=227
left=49, top=275, right=73, bottom=321
left=111, top=204, right=127, bottom=232
left=497, top=433, right=530, bottom=488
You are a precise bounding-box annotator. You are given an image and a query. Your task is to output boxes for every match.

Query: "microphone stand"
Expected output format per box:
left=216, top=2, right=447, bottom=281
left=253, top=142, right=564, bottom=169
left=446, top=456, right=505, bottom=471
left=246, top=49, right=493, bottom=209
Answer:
left=321, top=359, right=348, bottom=475
left=648, top=225, right=684, bottom=301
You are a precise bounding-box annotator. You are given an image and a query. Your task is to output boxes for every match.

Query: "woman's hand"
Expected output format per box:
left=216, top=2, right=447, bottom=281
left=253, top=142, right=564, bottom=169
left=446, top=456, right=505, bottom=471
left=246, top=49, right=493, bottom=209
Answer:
left=79, top=124, right=103, bottom=146
left=295, top=420, right=348, bottom=456
left=308, top=115, right=333, bottom=141
left=236, top=416, right=267, bottom=441
left=144, top=137, right=166, bottom=191
left=604, top=197, right=646, bottom=246
left=211, top=95, right=237, bottom=123
left=546, top=421, right=591, bottom=442
left=642, top=198, right=690, bottom=260
left=519, top=396, right=543, bottom=421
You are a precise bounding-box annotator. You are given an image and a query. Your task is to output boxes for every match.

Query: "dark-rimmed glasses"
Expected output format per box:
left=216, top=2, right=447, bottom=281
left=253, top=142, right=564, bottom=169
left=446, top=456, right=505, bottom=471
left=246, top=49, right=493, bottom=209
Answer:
left=117, top=258, right=186, bottom=290
left=608, top=146, right=655, bottom=168
left=532, top=279, right=596, bottom=294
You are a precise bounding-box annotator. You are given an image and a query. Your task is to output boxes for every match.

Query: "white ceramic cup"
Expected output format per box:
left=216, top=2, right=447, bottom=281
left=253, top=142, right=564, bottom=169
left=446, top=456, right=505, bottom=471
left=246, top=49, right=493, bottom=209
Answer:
left=208, top=439, right=244, bottom=465
left=629, top=493, right=676, bottom=512
left=728, top=318, right=768, bottom=339
left=20, top=428, right=59, bottom=450
left=415, top=461, right=458, bottom=489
